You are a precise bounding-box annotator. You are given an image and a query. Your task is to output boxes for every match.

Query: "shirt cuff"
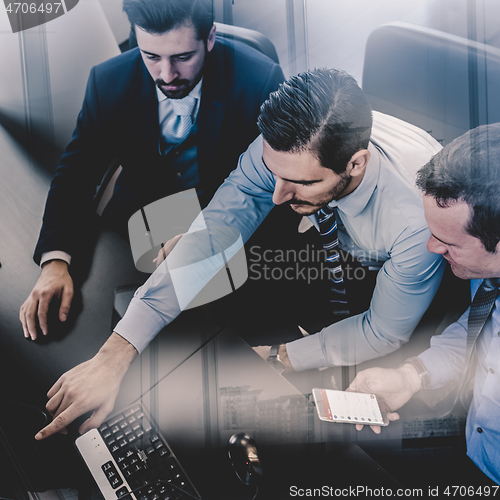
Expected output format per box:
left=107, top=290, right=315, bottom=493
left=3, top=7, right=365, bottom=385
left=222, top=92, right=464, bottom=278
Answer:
left=40, top=251, right=72, bottom=267
left=285, top=334, right=329, bottom=372
left=417, top=349, right=450, bottom=390
left=113, top=297, right=166, bottom=354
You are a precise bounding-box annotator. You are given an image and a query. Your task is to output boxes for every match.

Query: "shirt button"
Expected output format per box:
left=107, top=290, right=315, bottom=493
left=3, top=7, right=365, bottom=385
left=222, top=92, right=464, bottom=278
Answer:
left=176, top=172, right=182, bottom=177
left=489, top=368, right=495, bottom=374
left=477, top=427, right=483, bottom=433
left=174, top=150, right=180, bottom=156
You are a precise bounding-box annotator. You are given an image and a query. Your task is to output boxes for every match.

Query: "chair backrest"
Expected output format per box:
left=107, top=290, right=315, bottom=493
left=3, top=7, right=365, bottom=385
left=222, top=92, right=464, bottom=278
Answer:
left=362, top=22, right=500, bottom=145
left=127, top=22, right=280, bottom=64
left=213, top=22, right=279, bottom=64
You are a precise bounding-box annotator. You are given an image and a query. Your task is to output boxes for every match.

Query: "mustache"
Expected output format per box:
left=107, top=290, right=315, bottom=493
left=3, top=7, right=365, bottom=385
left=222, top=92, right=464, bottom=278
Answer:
left=155, top=78, right=189, bottom=87
left=288, top=198, right=313, bottom=206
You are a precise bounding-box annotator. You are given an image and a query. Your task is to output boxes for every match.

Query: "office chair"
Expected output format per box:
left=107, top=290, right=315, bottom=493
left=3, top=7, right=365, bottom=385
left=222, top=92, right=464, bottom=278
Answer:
left=126, top=22, right=280, bottom=64
left=362, top=21, right=500, bottom=145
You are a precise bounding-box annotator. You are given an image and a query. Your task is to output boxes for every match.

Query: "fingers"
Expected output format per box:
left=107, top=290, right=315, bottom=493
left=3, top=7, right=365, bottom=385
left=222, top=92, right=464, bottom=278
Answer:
left=26, top=295, right=42, bottom=340
left=37, top=292, right=53, bottom=336
left=59, top=284, right=74, bottom=322
left=45, top=386, right=65, bottom=416
left=35, top=404, right=78, bottom=440
left=19, top=300, right=31, bottom=339
left=79, top=405, right=112, bottom=435
left=153, top=246, right=166, bottom=268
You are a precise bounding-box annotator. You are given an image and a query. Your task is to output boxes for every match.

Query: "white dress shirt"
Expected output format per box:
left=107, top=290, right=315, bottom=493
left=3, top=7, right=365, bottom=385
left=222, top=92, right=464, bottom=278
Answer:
left=114, top=112, right=445, bottom=365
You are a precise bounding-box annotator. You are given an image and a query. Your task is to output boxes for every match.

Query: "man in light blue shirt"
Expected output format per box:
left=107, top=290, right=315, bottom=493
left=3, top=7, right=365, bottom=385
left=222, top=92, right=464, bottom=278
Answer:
left=35, top=68, right=444, bottom=439
left=349, top=123, right=500, bottom=485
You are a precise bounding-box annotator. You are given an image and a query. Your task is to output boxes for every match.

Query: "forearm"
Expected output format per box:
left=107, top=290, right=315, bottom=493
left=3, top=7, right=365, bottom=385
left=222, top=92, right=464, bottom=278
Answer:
left=287, top=252, right=445, bottom=371
left=97, top=332, right=138, bottom=373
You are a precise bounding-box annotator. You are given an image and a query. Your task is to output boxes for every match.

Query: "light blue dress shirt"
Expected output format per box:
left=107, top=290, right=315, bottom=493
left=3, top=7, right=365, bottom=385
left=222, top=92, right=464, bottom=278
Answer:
left=115, top=111, right=444, bottom=367
left=419, top=280, right=500, bottom=484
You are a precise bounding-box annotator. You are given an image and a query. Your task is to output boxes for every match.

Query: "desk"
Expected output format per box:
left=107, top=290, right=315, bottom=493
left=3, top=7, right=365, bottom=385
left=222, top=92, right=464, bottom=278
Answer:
left=0, top=125, right=468, bottom=498
left=110, top=328, right=402, bottom=500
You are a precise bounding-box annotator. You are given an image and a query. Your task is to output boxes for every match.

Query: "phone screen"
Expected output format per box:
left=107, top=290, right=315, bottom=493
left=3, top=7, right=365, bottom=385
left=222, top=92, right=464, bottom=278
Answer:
left=312, top=388, right=388, bottom=426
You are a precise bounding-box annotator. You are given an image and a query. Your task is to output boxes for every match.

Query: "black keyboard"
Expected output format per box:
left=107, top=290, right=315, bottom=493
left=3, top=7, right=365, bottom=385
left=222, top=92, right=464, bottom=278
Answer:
left=97, top=404, right=199, bottom=500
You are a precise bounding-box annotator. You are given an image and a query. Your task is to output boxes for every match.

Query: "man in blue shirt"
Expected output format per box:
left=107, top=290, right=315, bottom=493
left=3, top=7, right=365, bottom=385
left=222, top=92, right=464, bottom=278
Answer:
left=349, top=123, right=500, bottom=485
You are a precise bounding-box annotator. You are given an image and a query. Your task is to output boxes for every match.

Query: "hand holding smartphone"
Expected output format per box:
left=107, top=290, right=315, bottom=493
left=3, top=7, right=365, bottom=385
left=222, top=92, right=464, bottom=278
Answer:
left=312, top=388, right=389, bottom=426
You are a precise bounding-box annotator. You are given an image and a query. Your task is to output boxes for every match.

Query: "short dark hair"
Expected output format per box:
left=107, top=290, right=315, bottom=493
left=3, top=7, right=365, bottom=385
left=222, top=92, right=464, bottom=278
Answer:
left=123, top=0, right=214, bottom=41
left=257, top=68, right=373, bottom=174
left=416, top=123, right=500, bottom=253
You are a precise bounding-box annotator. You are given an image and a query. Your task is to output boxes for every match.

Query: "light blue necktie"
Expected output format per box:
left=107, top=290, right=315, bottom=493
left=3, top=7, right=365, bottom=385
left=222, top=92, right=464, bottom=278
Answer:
left=161, top=95, right=197, bottom=146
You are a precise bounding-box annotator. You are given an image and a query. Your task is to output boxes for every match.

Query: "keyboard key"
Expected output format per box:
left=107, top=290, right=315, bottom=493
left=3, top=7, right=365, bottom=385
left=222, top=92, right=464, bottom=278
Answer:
left=101, top=462, right=123, bottom=489
left=109, top=415, right=125, bottom=426
left=116, top=487, right=129, bottom=498
left=111, top=476, right=123, bottom=488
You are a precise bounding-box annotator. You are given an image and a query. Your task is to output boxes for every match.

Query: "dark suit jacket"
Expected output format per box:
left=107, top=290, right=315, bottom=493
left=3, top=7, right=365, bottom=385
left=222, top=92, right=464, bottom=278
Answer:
left=34, top=37, right=284, bottom=264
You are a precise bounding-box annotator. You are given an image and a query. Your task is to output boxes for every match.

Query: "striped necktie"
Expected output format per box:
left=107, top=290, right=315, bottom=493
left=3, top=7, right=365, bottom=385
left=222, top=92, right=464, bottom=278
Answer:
left=459, top=277, right=499, bottom=406
left=162, top=95, right=197, bottom=146
left=317, top=205, right=349, bottom=316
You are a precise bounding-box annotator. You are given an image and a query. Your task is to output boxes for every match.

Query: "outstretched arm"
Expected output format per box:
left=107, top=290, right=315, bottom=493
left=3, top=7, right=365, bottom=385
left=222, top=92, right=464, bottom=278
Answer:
left=35, top=332, right=137, bottom=440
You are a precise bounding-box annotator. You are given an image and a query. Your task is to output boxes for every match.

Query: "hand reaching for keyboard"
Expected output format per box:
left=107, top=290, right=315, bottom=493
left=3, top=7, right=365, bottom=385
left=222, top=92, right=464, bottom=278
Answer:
left=35, top=332, right=138, bottom=440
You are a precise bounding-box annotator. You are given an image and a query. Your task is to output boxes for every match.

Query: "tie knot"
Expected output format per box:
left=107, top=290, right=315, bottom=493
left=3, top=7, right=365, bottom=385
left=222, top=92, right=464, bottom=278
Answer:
left=317, top=204, right=336, bottom=225
left=483, top=278, right=500, bottom=292
left=171, top=95, right=196, bottom=117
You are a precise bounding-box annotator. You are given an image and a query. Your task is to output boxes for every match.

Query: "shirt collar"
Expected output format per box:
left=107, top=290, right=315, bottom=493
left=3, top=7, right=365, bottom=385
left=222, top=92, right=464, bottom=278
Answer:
left=329, top=141, right=381, bottom=218
left=155, top=77, right=203, bottom=103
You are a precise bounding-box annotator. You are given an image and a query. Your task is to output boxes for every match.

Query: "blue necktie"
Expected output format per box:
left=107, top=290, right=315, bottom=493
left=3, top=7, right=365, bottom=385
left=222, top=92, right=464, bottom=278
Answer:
left=459, top=277, right=499, bottom=406
left=317, top=205, right=349, bottom=316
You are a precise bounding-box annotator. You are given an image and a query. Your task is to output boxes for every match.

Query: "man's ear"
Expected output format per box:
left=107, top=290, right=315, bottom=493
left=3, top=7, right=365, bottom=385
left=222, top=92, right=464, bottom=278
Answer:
left=347, top=149, right=370, bottom=178
left=207, top=24, right=216, bottom=52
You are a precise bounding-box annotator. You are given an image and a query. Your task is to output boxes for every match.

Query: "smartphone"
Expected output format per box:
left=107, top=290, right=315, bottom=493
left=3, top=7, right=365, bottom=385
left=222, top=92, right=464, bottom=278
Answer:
left=312, top=388, right=389, bottom=426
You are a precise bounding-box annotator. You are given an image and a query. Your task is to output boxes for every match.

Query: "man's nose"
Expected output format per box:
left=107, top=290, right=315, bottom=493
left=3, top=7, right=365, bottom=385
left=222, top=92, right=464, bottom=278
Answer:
left=272, top=179, right=294, bottom=205
left=427, top=235, right=446, bottom=255
left=160, top=61, right=178, bottom=83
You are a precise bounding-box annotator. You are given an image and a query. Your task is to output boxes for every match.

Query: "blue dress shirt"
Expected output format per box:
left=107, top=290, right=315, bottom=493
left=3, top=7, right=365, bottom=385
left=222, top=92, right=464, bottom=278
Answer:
left=419, top=280, right=500, bottom=484
left=115, top=112, right=444, bottom=367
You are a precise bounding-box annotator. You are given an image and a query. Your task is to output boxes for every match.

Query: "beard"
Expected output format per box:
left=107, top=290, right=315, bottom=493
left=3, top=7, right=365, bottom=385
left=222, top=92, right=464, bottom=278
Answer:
left=155, top=50, right=207, bottom=99
left=288, top=171, right=352, bottom=215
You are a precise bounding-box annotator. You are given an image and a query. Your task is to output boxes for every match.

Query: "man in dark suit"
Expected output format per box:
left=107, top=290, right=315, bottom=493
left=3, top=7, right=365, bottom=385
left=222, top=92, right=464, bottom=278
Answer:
left=20, top=0, right=284, bottom=339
